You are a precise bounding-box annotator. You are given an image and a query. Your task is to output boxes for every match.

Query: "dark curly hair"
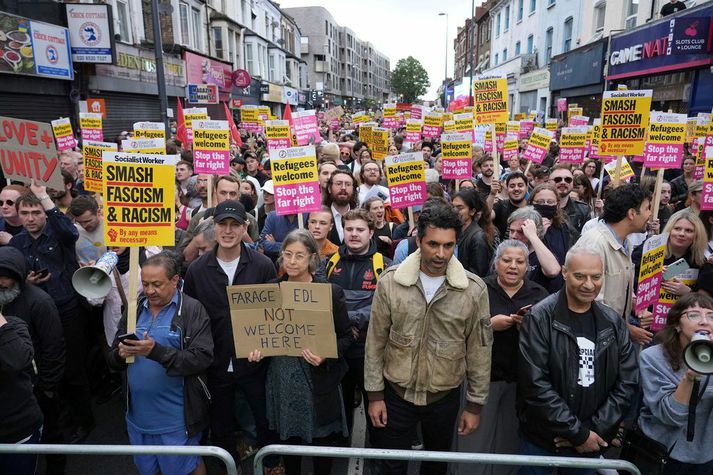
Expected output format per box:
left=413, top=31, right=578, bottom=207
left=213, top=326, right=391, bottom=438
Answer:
left=453, top=188, right=496, bottom=245
left=601, top=184, right=652, bottom=224
left=656, top=293, right=713, bottom=371
left=417, top=202, right=462, bottom=241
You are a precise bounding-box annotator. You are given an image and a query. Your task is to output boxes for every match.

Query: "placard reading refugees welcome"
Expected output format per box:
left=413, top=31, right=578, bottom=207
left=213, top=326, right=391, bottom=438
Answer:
left=385, top=152, right=426, bottom=209
left=440, top=132, right=472, bottom=180
left=269, top=145, right=321, bottom=216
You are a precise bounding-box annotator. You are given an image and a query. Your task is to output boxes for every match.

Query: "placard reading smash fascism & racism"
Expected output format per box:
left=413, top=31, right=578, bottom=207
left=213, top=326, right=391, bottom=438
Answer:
left=228, top=282, right=337, bottom=358
left=102, top=152, right=178, bottom=246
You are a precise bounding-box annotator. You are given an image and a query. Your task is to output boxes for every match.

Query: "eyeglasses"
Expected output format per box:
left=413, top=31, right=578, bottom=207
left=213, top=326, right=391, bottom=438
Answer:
left=533, top=200, right=557, bottom=206
left=552, top=176, right=573, bottom=184
left=0, top=199, right=14, bottom=206
left=282, top=251, right=309, bottom=262
left=682, top=311, right=713, bottom=323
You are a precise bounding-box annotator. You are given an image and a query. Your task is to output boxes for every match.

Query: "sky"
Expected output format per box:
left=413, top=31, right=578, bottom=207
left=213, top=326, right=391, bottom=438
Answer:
left=278, top=0, right=476, bottom=101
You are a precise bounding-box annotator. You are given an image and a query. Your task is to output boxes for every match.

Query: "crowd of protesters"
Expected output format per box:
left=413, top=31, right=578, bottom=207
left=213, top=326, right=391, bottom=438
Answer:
left=0, top=108, right=712, bottom=475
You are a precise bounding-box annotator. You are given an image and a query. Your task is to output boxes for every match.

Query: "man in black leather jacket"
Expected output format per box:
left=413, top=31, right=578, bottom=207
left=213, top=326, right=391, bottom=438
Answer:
left=517, top=245, right=638, bottom=473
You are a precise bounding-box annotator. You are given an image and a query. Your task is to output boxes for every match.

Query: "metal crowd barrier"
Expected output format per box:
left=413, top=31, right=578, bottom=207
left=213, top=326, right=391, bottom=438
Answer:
left=254, top=444, right=642, bottom=474
left=0, top=444, right=239, bottom=475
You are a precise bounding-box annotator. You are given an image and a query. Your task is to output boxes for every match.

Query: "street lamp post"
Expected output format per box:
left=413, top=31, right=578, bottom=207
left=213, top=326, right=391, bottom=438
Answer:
left=468, top=0, right=475, bottom=106
left=438, top=12, right=448, bottom=109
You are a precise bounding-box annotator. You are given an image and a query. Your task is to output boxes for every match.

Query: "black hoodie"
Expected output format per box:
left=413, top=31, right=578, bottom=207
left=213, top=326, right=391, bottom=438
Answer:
left=0, top=246, right=64, bottom=392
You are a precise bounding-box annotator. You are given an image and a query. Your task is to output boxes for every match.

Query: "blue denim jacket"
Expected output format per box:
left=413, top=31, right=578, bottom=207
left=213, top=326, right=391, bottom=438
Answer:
left=10, top=207, right=80, bottom=309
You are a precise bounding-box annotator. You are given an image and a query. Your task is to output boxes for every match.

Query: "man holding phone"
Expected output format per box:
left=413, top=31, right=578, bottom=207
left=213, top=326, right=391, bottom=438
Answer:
left=108, top=253, right=213, bottom=475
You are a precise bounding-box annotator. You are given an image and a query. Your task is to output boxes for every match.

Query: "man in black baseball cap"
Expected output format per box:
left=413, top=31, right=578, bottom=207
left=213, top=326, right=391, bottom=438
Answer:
left=182, top=199, right=279, bottom=472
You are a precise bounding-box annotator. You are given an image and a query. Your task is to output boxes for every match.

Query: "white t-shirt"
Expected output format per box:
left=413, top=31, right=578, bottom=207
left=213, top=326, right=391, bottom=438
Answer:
left=419, top=271, right=446, bottom=303
left=217, top=256, right=240, bottom=284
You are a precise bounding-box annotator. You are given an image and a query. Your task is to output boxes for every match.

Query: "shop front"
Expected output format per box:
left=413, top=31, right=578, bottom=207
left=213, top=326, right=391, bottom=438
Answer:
left=184, top=50, right=233, bottom=119
left=260, top=81, right=284, bottom=117
left=549, top=38, right=606, bottom=119
left=606, top=3, right=713, bottom=115
left=90, top=43, right=186, bottom=137
left=517, top=68, right=550, bottom=119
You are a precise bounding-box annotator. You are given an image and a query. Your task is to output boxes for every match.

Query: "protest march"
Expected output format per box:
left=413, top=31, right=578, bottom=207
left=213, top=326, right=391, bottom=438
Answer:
left=1, top=2, right=713, bottom=475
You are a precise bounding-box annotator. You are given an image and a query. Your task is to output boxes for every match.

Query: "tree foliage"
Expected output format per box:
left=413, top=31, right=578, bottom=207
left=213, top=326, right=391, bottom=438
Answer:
left=390, top=56, right=430, bottom=103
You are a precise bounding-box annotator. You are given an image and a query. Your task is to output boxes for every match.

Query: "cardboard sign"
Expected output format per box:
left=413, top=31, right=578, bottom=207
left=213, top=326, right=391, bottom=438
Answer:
left=122, top=138, right=166, bottom=154
left=293, top=110, right=320, bottom=145
left=371, top=127, right=389, bottom=160
left=644, top=112, right=687, bottom=169
left=635, top=233, right=668, bottom=314
left=133, top=122, right=166, bottom=140
left=502, top=136, right=519, bottom=162
left=473, top=76, right=509, bottom=125
left=384, top=152, right=427, bottom=210
left=102, top=152, right=178, bottom=247
left=440, top=132, right=472, bottom=180
left=0, top=116, right=63, bottom=190
left=600, top=89, right=652, bottom=156
left=559, top=127, right=588, bottom=165
left=79, top=112, right=103, bottom=141
left=324, top=106, right=344, bottom=122
left=51, top=117, right=77, bottom=151
left=603, top=156, right=635, bottom=182
left=523, top=127, right=554, bottom=165
left=652, top=268, right=698, bottom=331
left=192, top=120, right=230, bottom=175
left=423, top=112, right=442, bottom=139
left=229, top=282, right=337, bottom=358
left=265, top=120, right=292, bottom=151
left=269, top=145, right=321, bottom=215
left=82, top=140, right=117, bottom=193
left=405, top=119, right=422, bottom=143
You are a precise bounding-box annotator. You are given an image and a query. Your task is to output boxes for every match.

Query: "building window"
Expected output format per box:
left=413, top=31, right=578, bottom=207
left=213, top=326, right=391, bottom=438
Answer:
left=530, top=0, right=536, bottom=12
left=518, top=0, right=524, bottom=21
left=496, top=13, right=501, bottom=36
left=325, top=20, right=329, bottom=35
left=505, top=6, right=510, bottom=30
left=527, top=34, right=534, bottom=53
left=245, top=43, right=255, bottom=75
left=213, top=27, right=223, bottom=59
left=626, top=0, right=638, bottom=28
left=179, top=2, right=190, bottom=45
left=191, top=8, right=201, bottom=49
left=563, top=17, right=573, bottom=52
left=594, top=2, right=606, bottom=32
left=503, top=48, right=508, bottom=61
left=548, top=0, right=555, bottom=6
left=545, top=27, right=553, bottom=62
left=268, top=54, right=276, bottom=82
left=515, top=41, right=521, bottom=55
left=494, top=53, right=499, bottom=65
left=116, top=0, right=131, bottom=43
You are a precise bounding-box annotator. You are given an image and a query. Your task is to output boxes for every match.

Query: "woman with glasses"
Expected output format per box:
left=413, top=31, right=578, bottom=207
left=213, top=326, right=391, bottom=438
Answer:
left=248, top=229, right=352, bottom=475
left=637, top=293, right=713, bottom=474
left=525, top=184, right=571, bottom=292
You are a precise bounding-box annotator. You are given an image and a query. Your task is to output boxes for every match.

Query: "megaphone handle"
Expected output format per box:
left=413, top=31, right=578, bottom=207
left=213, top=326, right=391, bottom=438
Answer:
left=686, top=376, right=710, bottom=441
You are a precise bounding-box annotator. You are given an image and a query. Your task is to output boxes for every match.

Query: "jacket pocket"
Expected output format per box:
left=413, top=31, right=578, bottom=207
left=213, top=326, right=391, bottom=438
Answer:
left=427, top=339, right=466, bottom=389
left=384, top=328, right=414, bottom=385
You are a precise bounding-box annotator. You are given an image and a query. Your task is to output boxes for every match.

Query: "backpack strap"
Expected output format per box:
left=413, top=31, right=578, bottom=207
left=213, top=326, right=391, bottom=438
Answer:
left=325, top=252, right=341, bottom=278
left=373, top=252, right=385, bottom=280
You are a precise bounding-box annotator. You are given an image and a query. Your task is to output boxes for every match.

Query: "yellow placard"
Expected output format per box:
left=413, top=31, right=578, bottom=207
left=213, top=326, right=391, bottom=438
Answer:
left=441, top=134, right=472, bottom=160
left=385, top=154, right=426, bottom=186
left=102, top=152, right=178, bottom=247
left=122, top=138, right=166, bottom=154
left=193, top=124, right=230, bottom=151
left=133, top=122, right=166, bottom=140
left=603, top=156, right=635, bottom=181
left=371, top=128, right=389, bottom=160
left=241, top=107, right=259, bottom=123
left=473, top=77, right=509, bottom=125
left=507, top=120, right=521, bottom=135
left=443, top=120, right=457, bottom=133
left=359, top=124, right=374, bottom=145
left=83, top=140, right=117, bottom=193
left=271, top=152, right=318, bottom=185
left=443, top=112, right=454, bottom=123
left=454, top=113, right=474, bottom=133
left=513, top=113, right=526, bottom=121
left=405, top=120, right=422, bottom=134
left=545, top=118, right=558, bottom=131
left=383, top=105, right=397, bottom=118
left=51, top=118, right=73, bottom=138
left=600, top=89, right=652, bottom=156
left=79, top=113, right=102, bottom=130
left=527, top=129, right=552, bottom=150
left=424, top=113, right=443, bottom=128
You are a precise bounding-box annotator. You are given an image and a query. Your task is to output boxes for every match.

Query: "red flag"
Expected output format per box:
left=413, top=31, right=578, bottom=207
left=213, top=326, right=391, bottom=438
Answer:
left=224, top=102, right=243, bottom=147
left=175, top=98, right=189, bottom=146
left=283, top=102, right=293, bottom=126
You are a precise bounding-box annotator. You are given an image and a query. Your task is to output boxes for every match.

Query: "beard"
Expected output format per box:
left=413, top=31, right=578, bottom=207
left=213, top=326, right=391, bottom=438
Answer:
left=0, top=281, right=21, bottom=305
left=333, top=194, right=352, bottom=207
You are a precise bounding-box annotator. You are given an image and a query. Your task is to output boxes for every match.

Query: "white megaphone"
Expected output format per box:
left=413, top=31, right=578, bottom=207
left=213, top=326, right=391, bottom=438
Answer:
left=684, top=330, right=713, bottom=375
left=72, top=251, right=118, bottom=299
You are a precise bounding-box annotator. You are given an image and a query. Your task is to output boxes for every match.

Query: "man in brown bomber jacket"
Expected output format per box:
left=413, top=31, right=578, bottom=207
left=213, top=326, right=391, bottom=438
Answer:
left=364, top=203, right=493, bottom=475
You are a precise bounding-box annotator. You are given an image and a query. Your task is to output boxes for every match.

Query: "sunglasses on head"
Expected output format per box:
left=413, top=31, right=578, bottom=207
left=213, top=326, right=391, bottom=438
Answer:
left=0, top=199, right=14, bottom=206
left=552, top=176, right=573, bottom=184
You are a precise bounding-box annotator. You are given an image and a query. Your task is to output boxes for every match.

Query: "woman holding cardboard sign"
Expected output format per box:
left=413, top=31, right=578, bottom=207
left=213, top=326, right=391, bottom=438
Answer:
left=248, top=229, right=352, bottom=475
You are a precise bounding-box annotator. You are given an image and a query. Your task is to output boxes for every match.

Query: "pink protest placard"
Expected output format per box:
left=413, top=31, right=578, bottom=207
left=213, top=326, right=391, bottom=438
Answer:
left=557, top=98, right=567, bottom=112
left=702, top=146, right=713, bottom=210
left=384, top=152, right=427, bottom=210
left=269, top=145, right=321, bottom=216
left=644, top=112, right=687, bottom=169
left=519, top=120, right=535, bottom=140
left=293, top=110, right=320, bottom=145
left=192, top=120, right=230, bottom=175
left=51, top=117, right=77, bottom=151
left=634, top=233, right=667, bottom=314
left=569, top=116, right=589, bottom=126
left=440, top=133, right=472, bottom=180
left=411, top=105, right=423, bottom=120
left=523, top=128, right=554, bottom=165
left=502, top=135, right=519, bottom=162
left=79, top=113, right=103, bottom=142
left=265, top=120, right=292, bottom=151
left=558, top=127, right=588, bottom=165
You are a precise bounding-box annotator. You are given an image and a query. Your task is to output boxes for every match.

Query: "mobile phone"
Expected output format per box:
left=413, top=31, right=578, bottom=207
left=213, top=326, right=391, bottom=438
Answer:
left=663, top=258, right=689, bottom=280
left=517, top=304, right=533, bottom=316
left=117, top=332, right=140, bottom=344
left=36, top=268, right=49, bottom=278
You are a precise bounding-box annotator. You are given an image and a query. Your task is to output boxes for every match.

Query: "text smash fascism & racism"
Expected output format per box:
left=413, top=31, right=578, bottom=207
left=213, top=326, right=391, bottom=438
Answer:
left=602, top=99, right=645, bottom=139
left=473, top=80, right=506, bottom=112
left=105, top=165, right=171, bottom=222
